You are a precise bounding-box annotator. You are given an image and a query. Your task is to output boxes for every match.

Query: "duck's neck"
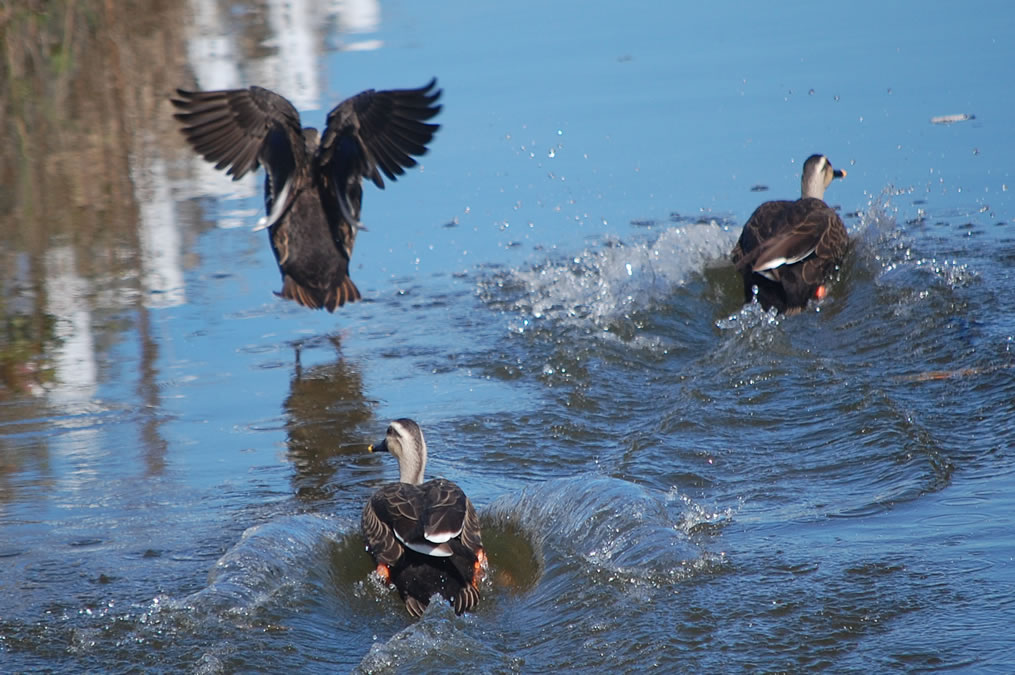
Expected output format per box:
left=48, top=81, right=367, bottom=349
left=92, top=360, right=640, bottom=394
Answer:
left=801, top=171, right=827, bottom=200
left=398, top=444, right=427, bottom=485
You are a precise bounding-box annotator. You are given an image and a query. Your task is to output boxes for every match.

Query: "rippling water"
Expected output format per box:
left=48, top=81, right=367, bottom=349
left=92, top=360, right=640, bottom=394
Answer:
left=2, top=0, right=1014, bottom=672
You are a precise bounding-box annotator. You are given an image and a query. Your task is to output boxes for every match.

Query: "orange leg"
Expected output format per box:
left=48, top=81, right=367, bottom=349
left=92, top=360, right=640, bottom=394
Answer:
left=375, top=563, right=391, bottom=584
left=471, top=548, right=487, bottom=588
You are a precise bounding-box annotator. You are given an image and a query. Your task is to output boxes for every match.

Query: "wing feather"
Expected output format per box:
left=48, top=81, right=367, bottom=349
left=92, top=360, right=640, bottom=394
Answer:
left=317, top=78, right=442, bottom=192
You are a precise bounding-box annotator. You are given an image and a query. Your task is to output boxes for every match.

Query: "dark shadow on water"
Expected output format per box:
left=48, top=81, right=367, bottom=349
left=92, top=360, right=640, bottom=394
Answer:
left=282, top=334, right=375, bottom=504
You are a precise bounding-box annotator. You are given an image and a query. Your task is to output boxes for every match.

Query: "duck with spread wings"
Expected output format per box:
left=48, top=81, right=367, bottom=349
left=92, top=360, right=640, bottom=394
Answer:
left=171, top=79, right=442, bottom=312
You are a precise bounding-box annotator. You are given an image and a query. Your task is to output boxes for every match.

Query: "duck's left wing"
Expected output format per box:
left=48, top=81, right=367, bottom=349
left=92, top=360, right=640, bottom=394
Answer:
left=317, top=78, right=442, bottom=192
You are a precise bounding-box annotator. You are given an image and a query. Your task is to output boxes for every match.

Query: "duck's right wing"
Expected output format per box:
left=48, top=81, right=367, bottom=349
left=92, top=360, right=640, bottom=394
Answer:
left=171, top=86, right=307, bottom=206
left=362, top=483, right=417, bottom=566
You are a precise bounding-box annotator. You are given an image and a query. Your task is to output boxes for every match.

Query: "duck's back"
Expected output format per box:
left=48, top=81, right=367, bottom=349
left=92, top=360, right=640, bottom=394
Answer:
left=731, top=197, right=847, bottom=312
left=268, top=180, right=361, bottom=311
left=362, top=478, right=484, bottom=615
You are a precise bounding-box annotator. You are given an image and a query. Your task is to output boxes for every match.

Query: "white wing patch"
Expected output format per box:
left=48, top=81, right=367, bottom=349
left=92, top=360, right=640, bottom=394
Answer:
left=253, top=177, right=292, bottom=232
left=754, top=245, right=817, bottom=277
left=393, top=527, right=454, bottom=557
left=424, top=524, right=464, bottom=544
left=337, top=189, right=366, bottom=235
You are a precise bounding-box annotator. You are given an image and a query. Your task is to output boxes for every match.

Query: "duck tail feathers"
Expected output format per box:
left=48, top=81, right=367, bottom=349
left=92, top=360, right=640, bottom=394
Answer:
left=325, top=276, right=361, bottom=312
left=278, top=275, right=361, bottom=312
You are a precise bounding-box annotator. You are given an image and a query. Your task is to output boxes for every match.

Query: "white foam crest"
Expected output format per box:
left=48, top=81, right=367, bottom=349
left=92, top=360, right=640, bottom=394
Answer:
left=355, top=606, right=513, bottom=673
left=483, top=221, right=737, bottom=334
left=715, top=300, right=782, bottom=335
left=484, top=476, right=716, bottom=587
left=667, top=488, right=738, bottom=537
left=852, top=187, right=909, bottom=269
left=854, top=187, right=979, bottom=288
left=180, top=513, right=343, bottom=614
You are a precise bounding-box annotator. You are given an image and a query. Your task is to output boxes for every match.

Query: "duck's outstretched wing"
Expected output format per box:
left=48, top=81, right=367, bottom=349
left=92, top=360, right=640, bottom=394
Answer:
left=171, top=86, right=306, bottom=208
left=317, top=78, right=442, bottom=190
left=315, top=78, right=442, bottom=241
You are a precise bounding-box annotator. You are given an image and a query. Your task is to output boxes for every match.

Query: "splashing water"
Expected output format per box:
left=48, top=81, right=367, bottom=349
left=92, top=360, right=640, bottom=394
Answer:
left=479, top=221, right=738, bottom=335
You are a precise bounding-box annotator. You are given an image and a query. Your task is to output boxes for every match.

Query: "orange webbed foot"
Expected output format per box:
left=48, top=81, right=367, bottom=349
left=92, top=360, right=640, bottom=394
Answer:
left=471, top=548, right=488, bottom=588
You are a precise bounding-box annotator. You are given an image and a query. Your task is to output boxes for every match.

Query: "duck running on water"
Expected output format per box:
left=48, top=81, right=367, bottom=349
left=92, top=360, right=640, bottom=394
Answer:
left=730, top=154, right=848, bottom=314
left=362, top=419, right=486, bottom=616
left=171, top=79, right=442, bottom=312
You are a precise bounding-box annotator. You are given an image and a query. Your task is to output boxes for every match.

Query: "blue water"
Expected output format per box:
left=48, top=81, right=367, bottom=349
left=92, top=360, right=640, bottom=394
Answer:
left=1, top=0, right=1014, bottom=671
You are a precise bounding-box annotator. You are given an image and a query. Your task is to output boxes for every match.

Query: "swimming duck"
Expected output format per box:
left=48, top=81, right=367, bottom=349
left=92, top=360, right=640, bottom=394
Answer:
left=171, top=79, right=442, bottom=311
left=730, top=154, right=848, bottom=314
left=362, top=419, right=486, bottom=616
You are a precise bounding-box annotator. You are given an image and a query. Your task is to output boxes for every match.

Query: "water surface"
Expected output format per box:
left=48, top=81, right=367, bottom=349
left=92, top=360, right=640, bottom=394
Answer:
left=1, top=0, right=1014, bottom=671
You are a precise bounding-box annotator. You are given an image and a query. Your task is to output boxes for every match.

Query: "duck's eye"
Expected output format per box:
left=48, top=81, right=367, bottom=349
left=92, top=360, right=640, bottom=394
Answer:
left=387, top=425, right=395, bottom=435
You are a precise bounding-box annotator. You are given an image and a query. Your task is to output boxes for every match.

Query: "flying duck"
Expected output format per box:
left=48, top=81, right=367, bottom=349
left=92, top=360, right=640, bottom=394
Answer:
left=171, top=79, right=442, bottom=311
left=362, top=419, right=486, bottom=617
left=730, top=154, right=848, bottom=314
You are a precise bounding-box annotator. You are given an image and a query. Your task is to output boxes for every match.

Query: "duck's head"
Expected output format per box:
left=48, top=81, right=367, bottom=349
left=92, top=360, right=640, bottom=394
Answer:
left=369, top=418, right=427, bottom=485
left=800, top=154, right=846, bottom=200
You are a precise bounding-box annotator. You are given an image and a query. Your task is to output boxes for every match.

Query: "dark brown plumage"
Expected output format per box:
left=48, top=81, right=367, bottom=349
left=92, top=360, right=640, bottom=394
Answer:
left=171, top=79, right=442, bottom=312
left=730, top=154, right=848, bottom=314
left=362, top=419, right=485, bottom=617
